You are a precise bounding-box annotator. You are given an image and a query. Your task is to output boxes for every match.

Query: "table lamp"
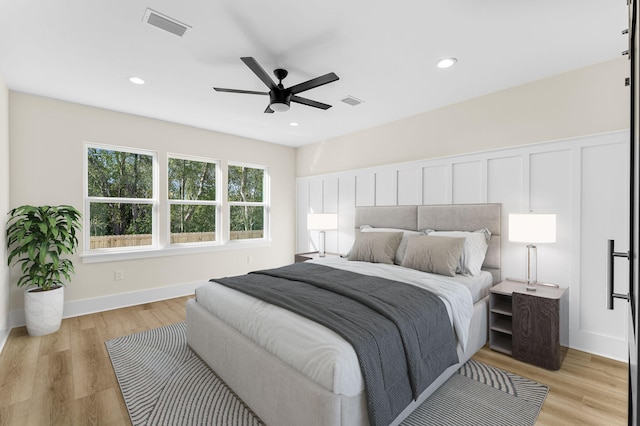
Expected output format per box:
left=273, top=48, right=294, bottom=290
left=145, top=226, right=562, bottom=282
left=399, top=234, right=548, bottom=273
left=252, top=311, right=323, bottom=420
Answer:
left=508, top=213, right=556, bottom=291
left=307, top=213, right=338, bottom=257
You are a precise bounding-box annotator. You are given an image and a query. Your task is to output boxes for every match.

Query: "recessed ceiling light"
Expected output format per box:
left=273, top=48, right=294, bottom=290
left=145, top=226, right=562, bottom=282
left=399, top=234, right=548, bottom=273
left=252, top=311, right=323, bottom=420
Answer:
left=436, top=58, right=457, bottom=69
left=129, top=77, right=145, bottom=85
left=289, top=122, right=299, bottom=127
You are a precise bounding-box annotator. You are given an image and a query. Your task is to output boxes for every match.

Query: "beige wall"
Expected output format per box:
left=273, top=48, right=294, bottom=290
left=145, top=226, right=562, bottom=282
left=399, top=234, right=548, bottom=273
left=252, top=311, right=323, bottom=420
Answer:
left=297, top=58, right=629, bottom=177
left=8, top=93, right=296, bottom=311
left=0, top=76, right=9, bottom=334
left=4, top=57, right=629, bottom=318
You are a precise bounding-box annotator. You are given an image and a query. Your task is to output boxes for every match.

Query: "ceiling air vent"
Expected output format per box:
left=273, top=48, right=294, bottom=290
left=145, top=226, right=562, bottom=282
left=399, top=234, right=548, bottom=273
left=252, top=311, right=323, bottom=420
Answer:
left=143, top=8, right=191, bottom=37
left=341, top=96, right=364, bottom=106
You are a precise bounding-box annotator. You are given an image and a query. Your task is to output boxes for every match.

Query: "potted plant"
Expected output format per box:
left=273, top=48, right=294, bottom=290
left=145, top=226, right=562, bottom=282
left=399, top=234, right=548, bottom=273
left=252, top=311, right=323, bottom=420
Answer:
left=6, top=205, right=82, bottom=336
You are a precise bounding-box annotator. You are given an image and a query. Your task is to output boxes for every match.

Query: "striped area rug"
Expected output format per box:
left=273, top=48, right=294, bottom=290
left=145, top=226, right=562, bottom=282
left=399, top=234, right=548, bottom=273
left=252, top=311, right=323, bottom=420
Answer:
left=106, top=322, right=548, bottom=426
left=106, top=322, right=262, bottom=426
left=401, top=359, right=549, bottom=425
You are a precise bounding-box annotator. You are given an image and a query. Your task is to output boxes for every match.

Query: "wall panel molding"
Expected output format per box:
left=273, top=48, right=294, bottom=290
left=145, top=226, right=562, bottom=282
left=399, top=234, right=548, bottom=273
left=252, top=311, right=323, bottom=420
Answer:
left=297, top=130, right=629, bottom=360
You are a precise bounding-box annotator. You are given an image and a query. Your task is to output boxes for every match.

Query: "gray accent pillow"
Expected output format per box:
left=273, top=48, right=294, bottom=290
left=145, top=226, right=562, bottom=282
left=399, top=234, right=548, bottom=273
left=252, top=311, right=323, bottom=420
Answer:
left=426, top=229, right=491, bottom=276
left=347, top=232, right=403, bottom=264
left=401, top=235, right=466, bottom=277
left=360, top=225, right=425, bottom=265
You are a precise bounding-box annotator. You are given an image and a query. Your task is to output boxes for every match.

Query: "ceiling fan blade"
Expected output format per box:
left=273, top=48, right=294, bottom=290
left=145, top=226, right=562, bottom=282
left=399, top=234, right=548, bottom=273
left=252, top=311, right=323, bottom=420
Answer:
left=289, top=72, right=339, bottom=95
left=213, top=87, right=268, bottom=95
left=264, top=105, right=274, bottom=113
left=291, top=95, right=332, bottom=110
left=241, top=57, right=278, bottom=90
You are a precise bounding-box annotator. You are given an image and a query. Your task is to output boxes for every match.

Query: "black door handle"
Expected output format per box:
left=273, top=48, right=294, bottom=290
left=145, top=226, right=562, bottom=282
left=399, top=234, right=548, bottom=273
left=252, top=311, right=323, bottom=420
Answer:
left=607, top=239, right=630, bottom=310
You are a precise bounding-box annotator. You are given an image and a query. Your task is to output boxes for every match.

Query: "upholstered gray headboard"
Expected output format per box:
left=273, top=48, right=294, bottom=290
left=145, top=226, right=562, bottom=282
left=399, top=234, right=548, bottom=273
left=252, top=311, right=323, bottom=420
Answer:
left=354, top=204, right=501, bottom=284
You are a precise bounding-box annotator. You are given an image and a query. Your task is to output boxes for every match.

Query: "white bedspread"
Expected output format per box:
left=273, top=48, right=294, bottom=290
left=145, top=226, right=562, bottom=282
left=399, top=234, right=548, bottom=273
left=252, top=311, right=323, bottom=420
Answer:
left=194, top=259, right=488, bottom=397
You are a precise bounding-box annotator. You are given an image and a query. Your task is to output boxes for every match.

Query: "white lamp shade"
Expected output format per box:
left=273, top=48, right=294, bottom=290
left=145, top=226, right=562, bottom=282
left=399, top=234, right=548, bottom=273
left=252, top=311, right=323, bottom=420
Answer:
left=508, top=213, right=556, bottom=243
left=307, top=213, right=338, bottom=230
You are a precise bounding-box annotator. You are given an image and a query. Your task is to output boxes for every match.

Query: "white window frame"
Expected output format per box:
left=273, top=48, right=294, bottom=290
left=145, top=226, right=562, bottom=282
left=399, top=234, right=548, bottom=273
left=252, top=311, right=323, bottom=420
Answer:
left=81, top=146, right=270, bottom=263
left=227, top=162, right=270, bottom=242
left=83, top=143, right=159, bottom=254
left=167, top=153, right=221, bottom=247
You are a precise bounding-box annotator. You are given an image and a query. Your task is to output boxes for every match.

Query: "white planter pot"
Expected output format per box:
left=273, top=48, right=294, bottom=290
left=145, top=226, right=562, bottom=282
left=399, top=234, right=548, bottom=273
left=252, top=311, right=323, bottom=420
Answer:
left=24, top=286, right=64, bottom=336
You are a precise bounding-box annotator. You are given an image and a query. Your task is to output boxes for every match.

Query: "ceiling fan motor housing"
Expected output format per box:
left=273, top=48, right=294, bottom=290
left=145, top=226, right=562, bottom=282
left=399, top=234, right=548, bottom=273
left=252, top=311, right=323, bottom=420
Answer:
left=269, top=89, right=291, bottom=112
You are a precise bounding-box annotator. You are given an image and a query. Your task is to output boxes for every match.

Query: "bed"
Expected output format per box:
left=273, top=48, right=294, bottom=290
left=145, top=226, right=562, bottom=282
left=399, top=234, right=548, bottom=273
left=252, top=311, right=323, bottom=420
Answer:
left=186, top=203, right=501, bottom=426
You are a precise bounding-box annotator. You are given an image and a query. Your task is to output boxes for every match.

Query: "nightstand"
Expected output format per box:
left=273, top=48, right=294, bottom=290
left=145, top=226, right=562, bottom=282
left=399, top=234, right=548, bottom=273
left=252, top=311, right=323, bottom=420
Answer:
left=489, top=279, right=567, bottom=370
left=294, top=252, right=340, bottom=263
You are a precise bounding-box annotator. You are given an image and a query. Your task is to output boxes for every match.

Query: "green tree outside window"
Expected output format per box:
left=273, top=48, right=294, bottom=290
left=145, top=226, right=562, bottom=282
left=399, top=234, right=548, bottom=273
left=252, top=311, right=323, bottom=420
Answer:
left=228, top=165, right=266, bottom=240
left=168, top=157, right=218, bottom=244
left=87, top=147, right=154, bottom=249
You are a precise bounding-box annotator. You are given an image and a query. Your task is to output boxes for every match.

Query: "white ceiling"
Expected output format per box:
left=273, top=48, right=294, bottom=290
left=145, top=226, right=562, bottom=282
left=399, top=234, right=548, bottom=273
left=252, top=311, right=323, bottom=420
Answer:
left=0, top=1, right=629, bottom=147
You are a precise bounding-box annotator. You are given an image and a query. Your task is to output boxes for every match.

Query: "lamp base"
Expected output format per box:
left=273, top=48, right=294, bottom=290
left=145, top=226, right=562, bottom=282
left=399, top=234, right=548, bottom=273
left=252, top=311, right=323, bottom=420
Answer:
left=524, top=244, right=538, bottom=291
left=319, top=230, right=326, bottom=257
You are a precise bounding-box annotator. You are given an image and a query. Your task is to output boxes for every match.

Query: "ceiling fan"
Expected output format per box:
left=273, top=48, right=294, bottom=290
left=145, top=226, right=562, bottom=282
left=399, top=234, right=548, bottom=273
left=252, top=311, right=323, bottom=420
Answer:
left=213, top=57, right=339, bottom=113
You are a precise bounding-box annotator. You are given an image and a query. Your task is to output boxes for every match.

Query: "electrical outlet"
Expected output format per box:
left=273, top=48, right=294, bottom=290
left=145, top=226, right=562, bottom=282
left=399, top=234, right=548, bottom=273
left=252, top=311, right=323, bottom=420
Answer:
left=115, top=270, right=124, bottom=281
left=247, top=256, right=253, bottom=264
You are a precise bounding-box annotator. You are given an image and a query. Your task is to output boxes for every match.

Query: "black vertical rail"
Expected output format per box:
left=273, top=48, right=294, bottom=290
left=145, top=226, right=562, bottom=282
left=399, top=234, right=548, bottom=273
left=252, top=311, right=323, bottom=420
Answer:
left=629, top=4, right=639, bottom=426
left=630, top=0, right=637, bottom=321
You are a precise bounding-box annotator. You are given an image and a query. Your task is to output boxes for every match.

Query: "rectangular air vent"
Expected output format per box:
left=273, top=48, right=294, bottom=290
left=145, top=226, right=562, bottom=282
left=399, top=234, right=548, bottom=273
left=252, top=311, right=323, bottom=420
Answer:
left=341, top=96, right=364, bottom=106
left=143, top=8, right=191, bottom=37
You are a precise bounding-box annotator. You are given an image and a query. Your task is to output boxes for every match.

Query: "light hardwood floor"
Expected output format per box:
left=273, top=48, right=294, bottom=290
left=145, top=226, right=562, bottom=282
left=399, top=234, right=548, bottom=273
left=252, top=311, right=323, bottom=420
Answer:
left=0, top=296, right=628, bottom=425
left=474, top=347, right=628, bottom=425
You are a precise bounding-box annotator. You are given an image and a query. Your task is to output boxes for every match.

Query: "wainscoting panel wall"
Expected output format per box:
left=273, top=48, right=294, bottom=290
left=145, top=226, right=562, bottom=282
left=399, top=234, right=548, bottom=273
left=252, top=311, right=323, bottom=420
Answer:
left=355, top=173, right=375, bottom=207
left=452, top=161, right=483, bottom=204
left=579, top=142, right=629, bottom=344
left=397, top=166, right=421, bottom=205
left=296, top=130, right=629, bottom=361
left=422, top=165, right=449, bottom=205
left=375, top=169, right=396, bottom=206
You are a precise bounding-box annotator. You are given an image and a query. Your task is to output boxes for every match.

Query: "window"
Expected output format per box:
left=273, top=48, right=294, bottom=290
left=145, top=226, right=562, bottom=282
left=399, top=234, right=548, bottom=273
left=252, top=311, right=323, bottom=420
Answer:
left=228, top=164, right=268, bottom=240
left=84, top=144, right=269, bottom=259
left=86, top=145, right=157, bottom=250
left=168, top=156, right=218, bottom=244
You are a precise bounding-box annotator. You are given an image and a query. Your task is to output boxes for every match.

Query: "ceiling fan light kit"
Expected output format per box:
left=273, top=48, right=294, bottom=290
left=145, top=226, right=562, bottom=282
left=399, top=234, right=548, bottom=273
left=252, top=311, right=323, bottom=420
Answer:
left=214, top=57, right=339, bottom=113
left=269, top=102, right=290, bottom=112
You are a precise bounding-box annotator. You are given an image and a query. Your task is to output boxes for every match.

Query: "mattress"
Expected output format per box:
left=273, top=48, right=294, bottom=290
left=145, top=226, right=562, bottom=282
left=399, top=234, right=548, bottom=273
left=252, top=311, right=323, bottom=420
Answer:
left=194, top=258, right=493, bottom=398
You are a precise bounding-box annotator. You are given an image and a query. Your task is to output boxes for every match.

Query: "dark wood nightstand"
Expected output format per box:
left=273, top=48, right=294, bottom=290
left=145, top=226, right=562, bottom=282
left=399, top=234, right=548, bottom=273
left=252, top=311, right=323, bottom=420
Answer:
left=294, top=252, right=340, bottom=263
left=489, top=279, right=567, bottom=370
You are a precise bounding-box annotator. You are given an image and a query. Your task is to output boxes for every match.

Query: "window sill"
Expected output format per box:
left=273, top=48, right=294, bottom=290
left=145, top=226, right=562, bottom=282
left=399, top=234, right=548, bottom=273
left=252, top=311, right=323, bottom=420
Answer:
left=81, top=239, right=271, bottom=264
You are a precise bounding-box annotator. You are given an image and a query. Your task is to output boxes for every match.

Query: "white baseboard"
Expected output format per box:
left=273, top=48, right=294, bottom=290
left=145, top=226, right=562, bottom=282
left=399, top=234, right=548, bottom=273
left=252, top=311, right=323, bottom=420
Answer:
left=0, top=328, right=10, bottom=354
left=570, top=328, right=628, bottom=363
left=9, top=280, right=205, bottom=328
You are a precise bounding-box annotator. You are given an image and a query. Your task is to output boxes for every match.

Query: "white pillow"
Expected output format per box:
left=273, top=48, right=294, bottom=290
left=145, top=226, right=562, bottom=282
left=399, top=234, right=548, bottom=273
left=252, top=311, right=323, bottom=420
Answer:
left=425, top=228, right=491, bottom=277
left=360, top=225, right=424, bottom=265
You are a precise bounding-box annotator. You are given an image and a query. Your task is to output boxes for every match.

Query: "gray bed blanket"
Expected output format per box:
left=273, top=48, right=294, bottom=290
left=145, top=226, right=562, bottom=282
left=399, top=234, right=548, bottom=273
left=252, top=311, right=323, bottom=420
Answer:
left=210, top=262, right=458, bottom=426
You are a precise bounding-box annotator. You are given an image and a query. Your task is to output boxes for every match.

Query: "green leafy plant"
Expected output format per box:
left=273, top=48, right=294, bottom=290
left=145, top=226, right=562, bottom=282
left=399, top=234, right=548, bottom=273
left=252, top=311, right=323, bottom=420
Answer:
left=6, top=205, right=82, bottom=290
